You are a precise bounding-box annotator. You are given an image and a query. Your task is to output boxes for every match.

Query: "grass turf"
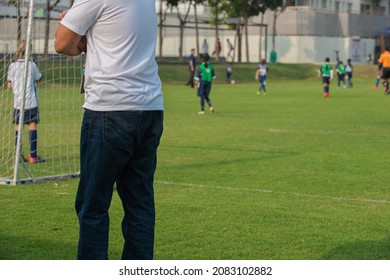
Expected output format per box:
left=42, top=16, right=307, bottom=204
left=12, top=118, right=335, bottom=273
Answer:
left=0, top=64, right=389, bottom=260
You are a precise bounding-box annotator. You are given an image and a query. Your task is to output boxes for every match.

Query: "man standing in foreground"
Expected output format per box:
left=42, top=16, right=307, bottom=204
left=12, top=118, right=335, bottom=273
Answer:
left=55, top=0, right=164, bottom=260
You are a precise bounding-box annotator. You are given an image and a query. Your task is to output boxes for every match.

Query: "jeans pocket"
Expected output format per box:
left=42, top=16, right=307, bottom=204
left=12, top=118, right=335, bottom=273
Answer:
left=103, top=112, right=140, bottom=149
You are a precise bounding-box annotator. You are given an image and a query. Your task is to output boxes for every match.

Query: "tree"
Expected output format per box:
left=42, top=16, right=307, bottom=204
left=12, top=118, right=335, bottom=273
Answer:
left=222, top=0, right=263, bottom=62
left=258, top=0, right=268, bottom=61
left=193, top=0, right=207, bottom=55
left=44, top=0, right=62, bottom=58
left=158, top=0, right=171, bottom=59
left=208, top=0, right=224, bottom=61
left=267, top=0, right=290, bottom=53
left=7, top=0, right=23, bottom=43
left=167, top=0, right=193, bottom=60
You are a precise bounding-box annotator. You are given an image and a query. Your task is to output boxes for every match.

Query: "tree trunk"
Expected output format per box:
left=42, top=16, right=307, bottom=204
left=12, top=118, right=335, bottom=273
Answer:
left=16, top=1, right=22, bottom=42
left=194, top=3, right=199, bottom=55
left=179, top=21, right=184, bottom=59
left=245, top=17, right=249, bottom=63
left=237, top=23, right=242, bottom=63
left=259, top=13, right=264, bottom=61
left=215, top=3, right=219, bottom=61
left=272, top=10, right=277, bottom=51
left=44, top=1, right=51, bottom=58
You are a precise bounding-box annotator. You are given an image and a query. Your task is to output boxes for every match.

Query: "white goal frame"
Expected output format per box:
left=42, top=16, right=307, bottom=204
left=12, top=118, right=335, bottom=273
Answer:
left=0, top=0, right=82, bottom=185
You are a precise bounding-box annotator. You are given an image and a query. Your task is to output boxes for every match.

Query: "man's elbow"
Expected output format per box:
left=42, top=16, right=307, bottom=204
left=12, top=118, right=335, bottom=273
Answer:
left=54, top=26, right=82, bottom=56
left=54, top=34, right=70, bottom=55
left=54, top=41, right=65, bottom=54
left=54, top=41, right=80, bottom=56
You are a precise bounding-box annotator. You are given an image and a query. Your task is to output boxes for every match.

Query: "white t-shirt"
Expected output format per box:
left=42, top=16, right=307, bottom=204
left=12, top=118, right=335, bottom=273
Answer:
left=60, top=0, right=163, bottom=111
left=7, top=59, right=42, bottom=110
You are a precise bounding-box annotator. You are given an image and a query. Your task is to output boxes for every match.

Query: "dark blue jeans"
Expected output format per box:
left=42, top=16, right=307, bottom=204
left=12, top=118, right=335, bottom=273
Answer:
left=75, top=109, right=163, bottom=260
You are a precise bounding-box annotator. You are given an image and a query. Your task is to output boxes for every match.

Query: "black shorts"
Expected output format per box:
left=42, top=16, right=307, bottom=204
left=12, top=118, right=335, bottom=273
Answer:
left=13, top=107, right=40, bottom=125
left=322, top=76, right=331, bottom=84
left=381, top=67, right=390, bottom=80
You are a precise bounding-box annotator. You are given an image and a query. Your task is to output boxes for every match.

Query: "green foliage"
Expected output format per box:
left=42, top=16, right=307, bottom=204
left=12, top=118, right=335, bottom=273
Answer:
left=223, top=0, right=264, bottom=18
left=266, top=0, right=284, bottom=10
left=207, top=0, right=226, bottom=26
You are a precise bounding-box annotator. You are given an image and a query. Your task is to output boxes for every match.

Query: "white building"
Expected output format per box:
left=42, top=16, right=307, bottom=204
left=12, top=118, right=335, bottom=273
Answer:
left=154, top=0, right=389, bottom=63
left=290, top=0, right=388, bottom=14
left=154, top=0, right=389, bottom=15
left=1, top=1, right=388, bottom=63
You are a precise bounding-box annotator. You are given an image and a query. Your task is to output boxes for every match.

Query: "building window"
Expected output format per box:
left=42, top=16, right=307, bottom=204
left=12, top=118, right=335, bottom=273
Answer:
left=361, top=4, right=370, bottom=15
left=347, top=3, right=352, bottom=13
left=321, top=0, right=327, bottom=9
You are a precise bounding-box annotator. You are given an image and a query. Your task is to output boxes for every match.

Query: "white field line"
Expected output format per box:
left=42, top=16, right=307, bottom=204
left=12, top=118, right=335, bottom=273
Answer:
left=265, top=127, right=390, bottom=138
left=156, top=180, right=390, bottom=205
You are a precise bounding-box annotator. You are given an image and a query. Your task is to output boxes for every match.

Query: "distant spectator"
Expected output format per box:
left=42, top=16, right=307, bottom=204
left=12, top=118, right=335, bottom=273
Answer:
left=201, top=39, right=209, bottom=55
left=186, top=48, right=197, bottom=88
left=335, top=50, right=340, bottom=65
left=212, top=38, right=221, bottom=61
left=367, top=53, right=372, bottom=64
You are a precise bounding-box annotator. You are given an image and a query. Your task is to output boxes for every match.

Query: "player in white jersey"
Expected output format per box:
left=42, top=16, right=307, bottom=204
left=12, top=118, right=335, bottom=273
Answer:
left=345, top=59, right=353, bottom=88
left=7, top=40, right=45, bottom=163
left=255, top=59, right=268, bottom=95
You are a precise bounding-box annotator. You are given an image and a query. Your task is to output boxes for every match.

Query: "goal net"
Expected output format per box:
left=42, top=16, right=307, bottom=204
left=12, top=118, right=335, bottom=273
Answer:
left=0, top=0, right=82, bottom=185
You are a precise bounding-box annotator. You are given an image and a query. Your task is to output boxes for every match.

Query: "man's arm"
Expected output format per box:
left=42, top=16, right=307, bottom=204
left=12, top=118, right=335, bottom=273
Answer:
left=55, top=23, right=86, bottom=56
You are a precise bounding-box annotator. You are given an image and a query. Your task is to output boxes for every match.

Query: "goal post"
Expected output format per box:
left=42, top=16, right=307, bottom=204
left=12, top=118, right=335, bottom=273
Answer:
left=0, top=0, right=82, bottom=185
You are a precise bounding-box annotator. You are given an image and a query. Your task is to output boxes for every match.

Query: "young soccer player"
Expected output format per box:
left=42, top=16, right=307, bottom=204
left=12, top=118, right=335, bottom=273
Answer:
left=345, top=58, right=353, bottom=88
left=373, top=65, right=382, bottom=90
left=255, top=59, right=268, bottom=95
left=378, top=46, right=390, bottom=94
left=226, top=63, right=233, bottom=84
left=336, top=60, right=346, bottom=89
left=195, top=55, right=215, bottom=114
left=318, top=57, right=333, bottom=98
left=7, top=40, right=45, bottom=163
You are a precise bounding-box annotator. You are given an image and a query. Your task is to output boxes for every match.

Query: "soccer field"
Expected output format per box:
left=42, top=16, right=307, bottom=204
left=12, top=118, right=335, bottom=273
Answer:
left=1, top=77, right=389, bottom=260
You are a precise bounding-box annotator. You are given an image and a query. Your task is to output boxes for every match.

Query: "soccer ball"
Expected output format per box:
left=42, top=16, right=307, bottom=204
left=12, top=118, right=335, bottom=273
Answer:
left=230, top=80, right=236, bottom=84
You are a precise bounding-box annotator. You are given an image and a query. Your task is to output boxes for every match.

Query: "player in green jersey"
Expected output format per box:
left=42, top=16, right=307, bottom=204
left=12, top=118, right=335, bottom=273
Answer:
left=195, top=55, right=215, bottom=114
left=317, top=57, right=333, bottom=98
left=336, top=61, right=346, bottom=89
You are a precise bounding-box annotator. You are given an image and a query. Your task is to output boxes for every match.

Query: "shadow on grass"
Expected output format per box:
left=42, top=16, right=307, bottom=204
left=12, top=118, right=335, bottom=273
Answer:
left=321, top=237, right=390, bottom=260
left=0, top=234, right=77, bottom=260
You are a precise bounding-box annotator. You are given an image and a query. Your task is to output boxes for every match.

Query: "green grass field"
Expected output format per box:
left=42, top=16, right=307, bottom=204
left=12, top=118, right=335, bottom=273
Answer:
left=0, top=63, right=389, bottom=260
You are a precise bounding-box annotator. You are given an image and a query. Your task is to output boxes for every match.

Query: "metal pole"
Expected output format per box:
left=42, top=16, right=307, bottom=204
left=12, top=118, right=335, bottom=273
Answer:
left=13, top=0, right=36, bottom=184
